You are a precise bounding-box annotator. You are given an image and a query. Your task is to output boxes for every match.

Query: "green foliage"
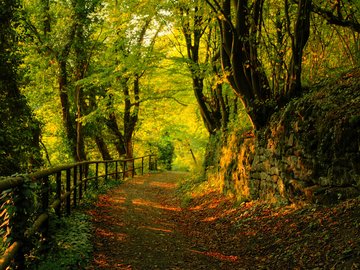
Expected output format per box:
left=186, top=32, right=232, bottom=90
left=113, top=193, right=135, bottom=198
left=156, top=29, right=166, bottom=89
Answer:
left=134, top=56, right=209, bottom=172
left=0, top=0, right=42, bottom=176
left=30, top=176, right=124, bottom=269
left=82, top=177, right=123, bottom=206
left=202, top=131, right=221, bottom=173
left=152, top=132, right=175, bottom=170
left=0, top=95, right=42, bottom=175
left=5, top=0, right=358, bottom=192
left=0, top=176, right=39, bottom=258
left=176, top=170, right=206, bottom=208
left=31, top=212, right=93, bottom=270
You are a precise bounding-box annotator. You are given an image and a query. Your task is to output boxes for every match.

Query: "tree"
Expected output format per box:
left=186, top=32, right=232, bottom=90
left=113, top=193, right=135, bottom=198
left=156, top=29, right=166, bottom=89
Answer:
left=22, top=0, right=105, bottom=162
left=311, top=0, right=360, bottom=33
left=204, top=0, right=359, bottom=129
left=203, top=0, right=311, bottom=129
left=0, top=0, right=42, bottom=176
left=93, top=0, right=163, bottom=159
left=171, top=0, right=233, bottom=135
left=22, top=0, right=79, bottom=160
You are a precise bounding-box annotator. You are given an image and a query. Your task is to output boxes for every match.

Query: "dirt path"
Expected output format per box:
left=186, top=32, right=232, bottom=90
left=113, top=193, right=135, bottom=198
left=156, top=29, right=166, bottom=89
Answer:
left=87, top=172, right=240, bottom=270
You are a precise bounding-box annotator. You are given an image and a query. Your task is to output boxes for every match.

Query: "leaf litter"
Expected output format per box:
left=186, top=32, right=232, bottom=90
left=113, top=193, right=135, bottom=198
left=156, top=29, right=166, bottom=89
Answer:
left=86, top=172, right=360, bottom=269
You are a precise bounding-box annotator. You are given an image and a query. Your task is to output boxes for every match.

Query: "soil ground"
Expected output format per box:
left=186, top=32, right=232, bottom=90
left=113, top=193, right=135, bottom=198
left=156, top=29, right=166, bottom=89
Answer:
left=86, top=172, right=360, bottom=270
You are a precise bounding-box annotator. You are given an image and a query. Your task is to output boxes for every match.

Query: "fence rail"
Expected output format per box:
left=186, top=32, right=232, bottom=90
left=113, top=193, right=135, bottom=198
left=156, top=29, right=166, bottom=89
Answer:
left=0, top=155, right=157, bottom=270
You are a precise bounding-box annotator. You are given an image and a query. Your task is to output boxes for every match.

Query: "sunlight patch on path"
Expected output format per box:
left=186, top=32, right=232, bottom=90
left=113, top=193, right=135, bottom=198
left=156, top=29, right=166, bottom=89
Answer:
left=149, top=181, right=177, bottom=189
left=189, top=249, right=239, bottom=262
left=132, top=198, right=181, bottom=212
left=139, top=225, right=173, bottom=233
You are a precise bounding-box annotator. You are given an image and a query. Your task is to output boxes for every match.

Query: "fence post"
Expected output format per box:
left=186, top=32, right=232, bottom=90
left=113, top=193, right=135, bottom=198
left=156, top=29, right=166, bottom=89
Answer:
left=55, top=171, right=62, bottom=217
left=79, top=164, right=83, bottom=201
left=141, top=157, right=144, bottom=175
left=105, top=162, right=108, bottom=182
left=66, top=169, right=71, bottom=215
left=41, top=176, right=50, bottom=240
left=122, top=161, right=126, bottom=180
left=84, top=163, right=88, bottom=192
left=73, top=166, right=77, bottom=208
left=95, top=162, right=99, bottom=189
left=10, top=180, right=29, bottom=269
left=132, top=159, right=135, bottom=177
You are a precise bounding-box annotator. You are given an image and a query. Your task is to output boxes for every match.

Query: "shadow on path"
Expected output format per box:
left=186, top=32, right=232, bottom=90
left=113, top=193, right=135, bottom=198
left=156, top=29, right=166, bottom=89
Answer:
left=87, top=172, right=240, bottom=270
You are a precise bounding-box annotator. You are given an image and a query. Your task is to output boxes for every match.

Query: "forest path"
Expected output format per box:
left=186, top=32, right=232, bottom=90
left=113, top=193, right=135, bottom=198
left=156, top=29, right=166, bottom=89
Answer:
left=86, top=172, right=360, bottom=269
left=86, top=172, right=242, bottom=270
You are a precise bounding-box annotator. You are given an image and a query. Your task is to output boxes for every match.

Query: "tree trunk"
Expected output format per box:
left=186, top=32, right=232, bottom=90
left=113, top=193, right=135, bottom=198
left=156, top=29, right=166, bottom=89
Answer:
left=95, top=136, right=112, bottom=160
left=123, top=76, right=139, bottom=159
left=205, top=0, right=313, bottom=129
left=56, top=22, right=77, bottom=160
left=179, top=2, right=230, bottom=134
left=192, top=76, right=219, bottom=134
left=75, top=84, right=86, bottom=162
left=58, top=58, right=77, bottom=159
left=189, top=147, right=198, bottom=165
left=125, top=138, right=134, bottom=160
left=41, top=0, right=50, bottom=35
left=287, top=0, right=312, bottom=96
left=106, top=112, right=126, bottom=156
left=74, top=20, right=87, bottom=162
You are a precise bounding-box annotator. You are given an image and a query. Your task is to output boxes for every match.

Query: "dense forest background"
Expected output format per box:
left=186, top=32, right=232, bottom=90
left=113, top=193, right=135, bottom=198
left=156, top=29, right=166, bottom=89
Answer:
left=1, top=0, right=359, bottom=186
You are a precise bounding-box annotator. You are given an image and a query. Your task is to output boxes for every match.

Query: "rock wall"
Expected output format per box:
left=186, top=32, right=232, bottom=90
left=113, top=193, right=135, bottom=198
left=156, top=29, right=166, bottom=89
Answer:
left=216, top=69, right=360, bottom=204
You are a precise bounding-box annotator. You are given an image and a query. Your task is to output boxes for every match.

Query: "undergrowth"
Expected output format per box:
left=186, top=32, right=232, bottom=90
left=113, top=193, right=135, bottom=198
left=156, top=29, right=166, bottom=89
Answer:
left=32, top=212, right=92, bottom=270
left=177, top=173, right=204, bottom=208
left=29, top=178, right=123, bottom=270
left=177, top=165, right=224, bottom=208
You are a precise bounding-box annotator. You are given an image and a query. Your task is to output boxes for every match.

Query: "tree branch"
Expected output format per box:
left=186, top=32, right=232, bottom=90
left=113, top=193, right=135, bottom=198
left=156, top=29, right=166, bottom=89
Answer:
left=140, top=95, right=188, bottom=107
left=311, top=3, right=360, bottom=33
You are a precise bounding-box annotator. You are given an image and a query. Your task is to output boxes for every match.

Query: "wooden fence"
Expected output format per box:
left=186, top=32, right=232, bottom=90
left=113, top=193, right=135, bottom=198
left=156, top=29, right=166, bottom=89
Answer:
left=0, top=155, right=157, bottom=270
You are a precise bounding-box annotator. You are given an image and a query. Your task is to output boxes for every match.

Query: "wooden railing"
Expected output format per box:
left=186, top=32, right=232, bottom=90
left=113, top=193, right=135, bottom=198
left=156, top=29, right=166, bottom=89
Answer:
left=0, top=155, right=157, bottom=270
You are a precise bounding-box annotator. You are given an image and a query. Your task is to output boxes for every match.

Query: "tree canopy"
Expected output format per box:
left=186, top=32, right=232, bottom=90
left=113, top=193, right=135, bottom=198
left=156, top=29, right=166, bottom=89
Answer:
left=0, top=0, right=358, bottom=174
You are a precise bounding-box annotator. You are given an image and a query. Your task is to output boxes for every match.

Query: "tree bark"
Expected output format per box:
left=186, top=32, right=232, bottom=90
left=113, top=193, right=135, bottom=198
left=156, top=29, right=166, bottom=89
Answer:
left=74, top=16, right=88, bottom=162
left=287, top=0, right=312, bottom=96
left=56, top=21, right=77, bottom=159
left=179, top=2, right=230, bottom=134
left=41, top=0, right=50, bottom=36
left=57, top=56, right=77, bottom=159
left=106, top=112, right=127, bottom=156
left=95, top=136, right=112, bottom=160
left=123, top=76, right=139, bottom=159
